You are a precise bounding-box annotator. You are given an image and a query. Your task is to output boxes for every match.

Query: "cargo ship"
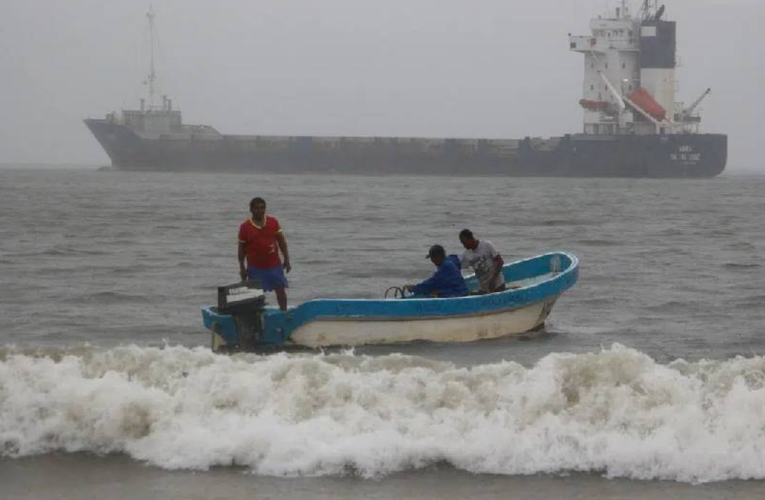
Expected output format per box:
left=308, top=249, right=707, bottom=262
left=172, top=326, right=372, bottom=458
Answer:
left=85, top=1, right=727, bottom=177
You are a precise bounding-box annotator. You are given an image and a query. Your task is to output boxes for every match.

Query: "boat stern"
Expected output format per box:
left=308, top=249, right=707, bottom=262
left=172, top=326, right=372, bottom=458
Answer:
left=201, top=282, right=273, bottom=352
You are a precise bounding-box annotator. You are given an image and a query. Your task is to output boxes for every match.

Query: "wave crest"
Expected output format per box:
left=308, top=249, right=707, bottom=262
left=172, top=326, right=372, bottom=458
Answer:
left=1, top=344, right=765, bottom=482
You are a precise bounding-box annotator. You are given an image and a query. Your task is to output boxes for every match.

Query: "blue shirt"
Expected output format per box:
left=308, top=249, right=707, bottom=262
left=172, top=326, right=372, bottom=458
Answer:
left=411, top=255, right=469, bottom=298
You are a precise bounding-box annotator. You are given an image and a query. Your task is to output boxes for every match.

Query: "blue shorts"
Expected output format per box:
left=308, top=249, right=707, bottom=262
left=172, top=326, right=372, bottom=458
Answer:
left=248, top=265, right=288, bottom=292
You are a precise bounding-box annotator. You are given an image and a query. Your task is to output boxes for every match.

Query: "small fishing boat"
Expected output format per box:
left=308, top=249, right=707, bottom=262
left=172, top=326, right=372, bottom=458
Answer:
left=201, top=252, right=578, bottom=351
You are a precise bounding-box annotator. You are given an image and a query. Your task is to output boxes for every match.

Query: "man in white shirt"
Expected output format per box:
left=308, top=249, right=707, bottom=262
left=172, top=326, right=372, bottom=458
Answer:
left=459, top=229, right=506, bottom=294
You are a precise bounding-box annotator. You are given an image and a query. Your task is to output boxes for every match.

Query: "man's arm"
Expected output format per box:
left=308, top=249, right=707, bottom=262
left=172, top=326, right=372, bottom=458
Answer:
left=407, top=266, right=450, bottom=297
left=276, top=233, right=291, bottom=273
left=408, top=274, right=438, bottom=297
left=490, top=254, right=505, bottom=290
left=485, top=241, right=504, bottom=291
left=238, top=242, right=247, bottom=281
left=459, top=253, right=469, bottom=269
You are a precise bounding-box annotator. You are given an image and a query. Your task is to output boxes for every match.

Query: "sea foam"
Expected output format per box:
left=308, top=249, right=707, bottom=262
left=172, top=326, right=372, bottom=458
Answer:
left=1, top=344, right=765, bottom=482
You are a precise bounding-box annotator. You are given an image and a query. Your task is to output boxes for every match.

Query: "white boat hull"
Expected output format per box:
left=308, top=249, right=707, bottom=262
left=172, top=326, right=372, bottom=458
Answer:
left=289, top=297, right=557, bottom=348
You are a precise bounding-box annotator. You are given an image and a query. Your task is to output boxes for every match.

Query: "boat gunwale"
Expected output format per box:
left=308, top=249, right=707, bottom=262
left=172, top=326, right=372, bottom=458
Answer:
left=268, top=296, right=561, bottom=324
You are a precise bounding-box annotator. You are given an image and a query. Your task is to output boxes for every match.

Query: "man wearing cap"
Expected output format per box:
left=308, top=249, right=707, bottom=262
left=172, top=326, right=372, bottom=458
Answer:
left=404, top=245, right=469, bottom=298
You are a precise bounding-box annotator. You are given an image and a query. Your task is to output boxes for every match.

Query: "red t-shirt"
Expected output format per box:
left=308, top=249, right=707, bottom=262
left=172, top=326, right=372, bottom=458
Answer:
left=238, top=216, right=283, bottom=269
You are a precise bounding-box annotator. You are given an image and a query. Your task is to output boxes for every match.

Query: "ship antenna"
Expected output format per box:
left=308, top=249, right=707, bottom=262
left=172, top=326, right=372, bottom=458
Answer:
left=146, top=6, right=157, bottom=109
left=639, top=0, right=657, bottom=20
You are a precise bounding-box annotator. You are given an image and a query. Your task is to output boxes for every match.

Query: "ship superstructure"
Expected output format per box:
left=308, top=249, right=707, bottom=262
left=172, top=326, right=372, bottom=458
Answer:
left=85, top=2, right=726, bottom=177
left=570, top=0, right=710, bottom=136
left=96, top=8, right=219, bottom=143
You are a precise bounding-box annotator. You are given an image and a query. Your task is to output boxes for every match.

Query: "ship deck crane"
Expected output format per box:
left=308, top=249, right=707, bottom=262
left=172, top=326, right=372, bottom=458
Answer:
left=680, top=88, right=712, bottom=121
left=639, top=1, right=662, bottom=21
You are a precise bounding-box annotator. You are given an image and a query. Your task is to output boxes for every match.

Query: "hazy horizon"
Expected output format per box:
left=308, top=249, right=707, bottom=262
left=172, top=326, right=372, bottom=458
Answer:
left=2, top=0, right=762, bottom=171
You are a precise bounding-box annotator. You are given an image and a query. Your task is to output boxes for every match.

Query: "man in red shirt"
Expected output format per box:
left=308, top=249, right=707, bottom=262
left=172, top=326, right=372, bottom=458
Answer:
left=238, top=197, right=291, bottom=311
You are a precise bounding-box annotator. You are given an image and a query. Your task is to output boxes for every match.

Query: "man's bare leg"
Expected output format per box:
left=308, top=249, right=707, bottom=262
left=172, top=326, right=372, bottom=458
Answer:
left=275, top=287, right=288, bottom=311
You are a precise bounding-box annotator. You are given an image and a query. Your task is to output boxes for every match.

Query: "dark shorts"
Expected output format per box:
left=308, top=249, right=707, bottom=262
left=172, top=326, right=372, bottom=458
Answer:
left=248, top=265, right=288, bottom=292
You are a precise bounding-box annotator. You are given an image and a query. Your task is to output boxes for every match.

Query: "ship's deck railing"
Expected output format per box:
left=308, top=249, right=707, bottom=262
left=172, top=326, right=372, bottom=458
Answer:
left=569, top=35, right=638, bottom=53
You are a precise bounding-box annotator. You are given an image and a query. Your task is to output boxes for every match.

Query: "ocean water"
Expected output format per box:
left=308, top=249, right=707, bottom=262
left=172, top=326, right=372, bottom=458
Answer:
left=1, top=167, right=765, bottom=498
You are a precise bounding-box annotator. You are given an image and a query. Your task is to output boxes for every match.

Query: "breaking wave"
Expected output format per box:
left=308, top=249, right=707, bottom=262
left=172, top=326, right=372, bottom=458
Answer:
left=2, top=344, right=765, bottom=482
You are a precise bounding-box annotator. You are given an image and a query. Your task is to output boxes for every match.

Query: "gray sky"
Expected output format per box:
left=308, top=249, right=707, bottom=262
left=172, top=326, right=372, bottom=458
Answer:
left=2, top=0, right=762, bottom=171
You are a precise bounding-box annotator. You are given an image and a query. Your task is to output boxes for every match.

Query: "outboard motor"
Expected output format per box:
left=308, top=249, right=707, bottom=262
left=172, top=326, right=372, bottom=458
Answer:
left=210, top=281, right=266, bottom=352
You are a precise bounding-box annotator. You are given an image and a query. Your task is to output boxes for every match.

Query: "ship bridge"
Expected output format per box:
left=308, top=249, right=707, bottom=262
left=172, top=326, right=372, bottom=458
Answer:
left=569, top=1, right=711, bottom=136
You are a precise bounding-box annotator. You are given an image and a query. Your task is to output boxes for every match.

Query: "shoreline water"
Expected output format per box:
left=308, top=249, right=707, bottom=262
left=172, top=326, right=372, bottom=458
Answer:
left=2, top=454, right=764, bottom=500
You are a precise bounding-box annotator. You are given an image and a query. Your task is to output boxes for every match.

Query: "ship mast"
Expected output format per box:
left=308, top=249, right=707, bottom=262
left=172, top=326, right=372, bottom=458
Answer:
left=146, top=6, right=157, bottom=109
left=638, top=0, right=658, bottom=20
left=619, top=0, right=629, bottom=18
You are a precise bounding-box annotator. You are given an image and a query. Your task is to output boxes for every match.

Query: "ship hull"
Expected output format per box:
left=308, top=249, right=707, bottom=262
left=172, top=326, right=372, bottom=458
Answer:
left=84, top=119, right=727, bottom=178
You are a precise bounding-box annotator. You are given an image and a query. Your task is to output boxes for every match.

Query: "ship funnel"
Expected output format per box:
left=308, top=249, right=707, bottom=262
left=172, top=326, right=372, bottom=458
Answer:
left=140, top=99, right=145, bottom=112
left=639, top=14, right=676, bottom=122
